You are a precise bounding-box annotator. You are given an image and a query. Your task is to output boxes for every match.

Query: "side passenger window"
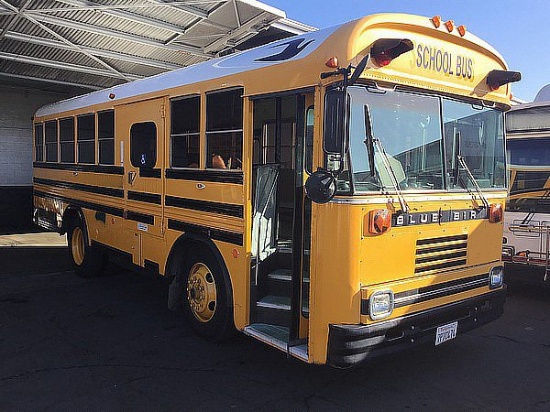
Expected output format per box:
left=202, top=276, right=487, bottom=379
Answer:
left=77, top=114, right=95, bottom=164
left=45, top=120, right=58, bottom=163
left=34, top=123, right=44, bottom=162
left=206, top=88, right=243, bottom=170
left=171, top=96, right=200, bottom=168
left=130, top=122, right=157, bottom=168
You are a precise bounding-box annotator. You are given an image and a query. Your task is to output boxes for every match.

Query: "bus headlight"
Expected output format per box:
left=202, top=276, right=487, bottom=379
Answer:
left=369, top=290, right=394, bottom=320
left=489, top=266, right=504, bottom=289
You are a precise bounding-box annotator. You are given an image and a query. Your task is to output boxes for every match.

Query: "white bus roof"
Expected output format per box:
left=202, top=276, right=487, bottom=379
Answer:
left=35, top=25, right=338, bottom=118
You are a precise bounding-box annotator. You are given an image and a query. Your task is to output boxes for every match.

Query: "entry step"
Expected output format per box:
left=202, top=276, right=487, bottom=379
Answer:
left=257, top=294, right=291, bottom=311
left=267, top=269, right=310, bottom=283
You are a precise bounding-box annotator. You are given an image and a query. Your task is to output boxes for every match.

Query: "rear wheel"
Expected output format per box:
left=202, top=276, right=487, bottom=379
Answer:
left=176, top=246, right=234, bottom=341
left=67, top=214, right=105, bottom=278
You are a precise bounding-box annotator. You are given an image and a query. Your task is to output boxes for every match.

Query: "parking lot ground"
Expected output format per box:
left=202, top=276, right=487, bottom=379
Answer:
left=1, top=247, right=550, bottom=411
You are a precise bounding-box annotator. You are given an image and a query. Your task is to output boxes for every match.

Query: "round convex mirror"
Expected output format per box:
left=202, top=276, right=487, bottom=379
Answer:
left=305, top=169, right=337, bottom=204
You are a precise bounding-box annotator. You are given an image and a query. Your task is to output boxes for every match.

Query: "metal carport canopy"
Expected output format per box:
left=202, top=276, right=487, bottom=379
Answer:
left=0, top=0, right=315, bottom=90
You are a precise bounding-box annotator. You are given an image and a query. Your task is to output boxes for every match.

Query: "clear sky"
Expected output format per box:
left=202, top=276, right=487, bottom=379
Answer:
left=266, top=0, right=547, bottom=102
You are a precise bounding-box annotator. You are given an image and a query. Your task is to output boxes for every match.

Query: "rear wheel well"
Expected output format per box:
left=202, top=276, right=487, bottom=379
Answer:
left=62, top=207, right=83, bottom=235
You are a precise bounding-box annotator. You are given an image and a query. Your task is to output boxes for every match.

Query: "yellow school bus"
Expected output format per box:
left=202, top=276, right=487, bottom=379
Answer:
left=33, top=14, right=520, bottom=367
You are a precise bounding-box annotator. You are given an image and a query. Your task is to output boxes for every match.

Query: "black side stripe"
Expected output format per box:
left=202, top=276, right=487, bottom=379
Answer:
left=128, top=191, right=162, bottom=205
left=34, top=162, right=124, bottom=175
left=34, top=177, right=124, bottom=198
left=165, top=195, right=243, bottom=218
left=166, top=169, right=244, bottom=184
left=139, top=168, right=162, bottom=178
left=125, top=211, right=155, bottom=225
left=35, top=191, right=155, bottom=227
left=34, top=190, right=124, bottom=217
left=168, top=219, right=243, bottom=246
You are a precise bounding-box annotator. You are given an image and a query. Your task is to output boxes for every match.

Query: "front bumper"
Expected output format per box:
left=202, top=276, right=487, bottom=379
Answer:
left=327, top=287, right=506, bottom=368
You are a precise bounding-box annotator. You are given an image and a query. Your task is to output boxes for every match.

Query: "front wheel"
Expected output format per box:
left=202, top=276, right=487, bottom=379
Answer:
left=67, top=214, right=105, bottom=278
left=177, top=247, right=234, bottom=341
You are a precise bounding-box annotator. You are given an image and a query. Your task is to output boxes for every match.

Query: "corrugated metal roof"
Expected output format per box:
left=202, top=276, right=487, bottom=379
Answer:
left=0, top=0, right=315, bottom=90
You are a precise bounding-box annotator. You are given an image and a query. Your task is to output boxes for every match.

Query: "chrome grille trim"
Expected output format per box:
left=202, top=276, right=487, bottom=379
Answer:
left=415, top=234, right=468, bottom=274
left=394, top=274, right=489, bottom=308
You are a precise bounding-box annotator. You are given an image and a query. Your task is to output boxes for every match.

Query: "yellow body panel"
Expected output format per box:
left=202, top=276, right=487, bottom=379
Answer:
left=308, top=194, right=506, bottom=363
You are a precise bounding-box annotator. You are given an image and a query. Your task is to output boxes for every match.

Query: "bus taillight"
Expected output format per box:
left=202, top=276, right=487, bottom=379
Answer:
left=370, top=38, right=414, bottom=67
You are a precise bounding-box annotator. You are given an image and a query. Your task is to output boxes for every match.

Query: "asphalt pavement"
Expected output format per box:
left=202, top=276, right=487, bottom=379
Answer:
left=1, top=235, right=550, bottom=410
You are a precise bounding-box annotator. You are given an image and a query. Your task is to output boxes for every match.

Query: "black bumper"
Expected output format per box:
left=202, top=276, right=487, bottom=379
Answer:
left=327, top=287, right=506, bottom=368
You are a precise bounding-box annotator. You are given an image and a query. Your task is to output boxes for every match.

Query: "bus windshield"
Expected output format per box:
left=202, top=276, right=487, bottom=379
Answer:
left=342, top=86, right=506, bottom=194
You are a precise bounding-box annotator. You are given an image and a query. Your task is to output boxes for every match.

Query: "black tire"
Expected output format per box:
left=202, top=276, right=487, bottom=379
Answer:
left=67, top=214, right=105, bottom=278
left=176, top=246, right=234, bottom=341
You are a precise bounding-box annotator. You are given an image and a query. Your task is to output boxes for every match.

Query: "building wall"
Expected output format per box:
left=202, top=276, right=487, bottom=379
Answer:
left=0, top=85, right=78, bottom=232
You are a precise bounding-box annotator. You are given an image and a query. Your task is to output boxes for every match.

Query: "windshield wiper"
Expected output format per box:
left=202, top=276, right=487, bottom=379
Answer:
left=363, top=105, right=410, bottom=213
left=456, top=155, right=490, bottom=210
left=363, top=105, right=376, bottom=179
left=452, top=130, right=489, bottom=210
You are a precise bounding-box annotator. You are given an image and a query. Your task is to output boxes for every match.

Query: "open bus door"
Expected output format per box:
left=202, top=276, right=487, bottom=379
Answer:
left=246, top=92, right=314, bottom=362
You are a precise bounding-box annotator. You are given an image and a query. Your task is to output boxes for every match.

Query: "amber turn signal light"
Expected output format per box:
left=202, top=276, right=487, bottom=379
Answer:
left=489, top=203, right=503, bottom=223
left=368, top=209, right=392, bottom=234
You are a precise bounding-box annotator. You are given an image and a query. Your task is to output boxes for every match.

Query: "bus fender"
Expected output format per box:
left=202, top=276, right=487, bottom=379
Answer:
left=62, top=206, right=84, bottom=235
left=165, top=233, right=234, bottom=312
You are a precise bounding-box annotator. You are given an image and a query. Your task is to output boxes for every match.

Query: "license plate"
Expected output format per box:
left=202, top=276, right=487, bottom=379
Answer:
left=435, top=321, right=458, bottom=346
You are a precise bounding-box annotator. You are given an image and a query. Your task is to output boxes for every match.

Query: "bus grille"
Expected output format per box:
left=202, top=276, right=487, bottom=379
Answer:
left=415, top=234, right=468, bottom=275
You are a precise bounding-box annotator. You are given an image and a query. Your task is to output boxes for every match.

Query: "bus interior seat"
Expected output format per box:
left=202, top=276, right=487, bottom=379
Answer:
left=212, top=154, right=227, bottom=169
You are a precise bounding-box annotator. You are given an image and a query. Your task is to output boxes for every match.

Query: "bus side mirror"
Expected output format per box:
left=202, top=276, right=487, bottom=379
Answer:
left=323, top=89, right=346, bottom=157
left=305, top=169, right=336, bottom=204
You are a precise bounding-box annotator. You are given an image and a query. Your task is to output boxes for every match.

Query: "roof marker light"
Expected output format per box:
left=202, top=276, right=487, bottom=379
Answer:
left=325, top=56, right=339, bottom=69
left=431, top=16, right=442, bottom=28
left=370, top=38, right=414, bottom=67
left=445, top=20, right=454, bottom=32
left=457, top=25, right=467, bottom=37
